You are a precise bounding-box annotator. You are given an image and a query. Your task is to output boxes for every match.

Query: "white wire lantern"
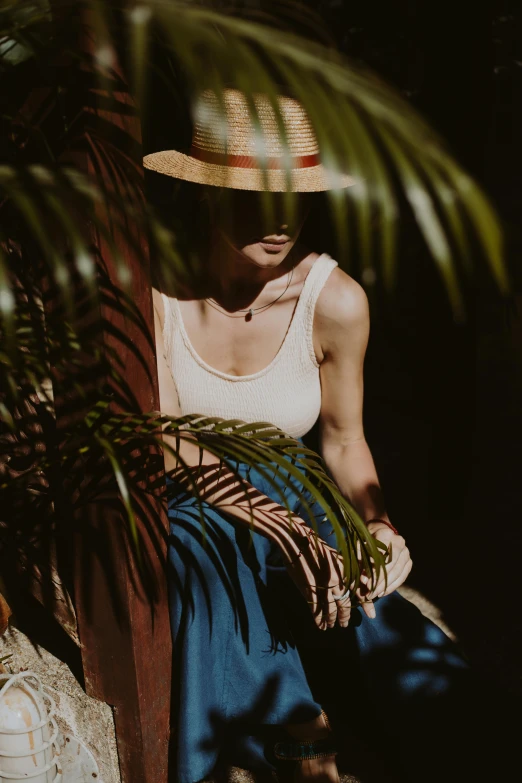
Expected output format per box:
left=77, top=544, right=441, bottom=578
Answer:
left=0, top=670, right=62, bottom=783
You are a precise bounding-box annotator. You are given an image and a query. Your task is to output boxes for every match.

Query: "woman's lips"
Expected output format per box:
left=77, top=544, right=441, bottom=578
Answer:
left=258, top=239, right=289, bottom=252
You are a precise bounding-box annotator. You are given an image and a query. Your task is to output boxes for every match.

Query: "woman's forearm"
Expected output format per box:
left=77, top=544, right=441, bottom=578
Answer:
left=163, top=432, right=308, bottom=561
left=320, top=436, right=392, bottom=526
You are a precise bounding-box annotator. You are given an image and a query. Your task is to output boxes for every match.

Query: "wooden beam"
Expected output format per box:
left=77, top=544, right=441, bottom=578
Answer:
left=50, top=6, right=172, bottom=782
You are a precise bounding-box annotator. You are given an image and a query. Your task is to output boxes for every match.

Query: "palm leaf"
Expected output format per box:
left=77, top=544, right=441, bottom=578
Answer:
left=146, top=0, right=507, bottom=305
left=1, top=0, right=507, bottom=316
left=1, top=0, right=509, bottom=609
left=61, top=406, right=387, bottom=590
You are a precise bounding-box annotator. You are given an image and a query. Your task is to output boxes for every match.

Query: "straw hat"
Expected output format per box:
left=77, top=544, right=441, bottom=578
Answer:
left=142, top=88, right=355, bottom=192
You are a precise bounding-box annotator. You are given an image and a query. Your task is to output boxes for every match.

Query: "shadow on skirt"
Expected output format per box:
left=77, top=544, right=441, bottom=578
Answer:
left=166, top=459, right=501, bottom=783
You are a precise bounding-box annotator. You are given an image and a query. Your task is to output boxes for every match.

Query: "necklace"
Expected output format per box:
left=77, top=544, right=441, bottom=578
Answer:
left=205, top=264, right=295, bottom=320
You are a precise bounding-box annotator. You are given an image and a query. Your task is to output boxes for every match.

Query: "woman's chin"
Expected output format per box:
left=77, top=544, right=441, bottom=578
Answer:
left=240, top=243, right=294, bottom=267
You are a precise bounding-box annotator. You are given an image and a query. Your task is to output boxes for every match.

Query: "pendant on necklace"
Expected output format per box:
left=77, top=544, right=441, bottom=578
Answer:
left=246, top=309, right=254, bottom=321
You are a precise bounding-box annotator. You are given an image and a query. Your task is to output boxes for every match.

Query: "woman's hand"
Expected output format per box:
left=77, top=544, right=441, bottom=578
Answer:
left=283, top=525, right=353, bottom=631
left=360, top=521, right=413, bottom=598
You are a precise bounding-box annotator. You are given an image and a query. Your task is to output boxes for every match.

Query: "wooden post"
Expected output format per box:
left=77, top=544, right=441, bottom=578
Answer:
left=50, top=7, right=172, bottom=783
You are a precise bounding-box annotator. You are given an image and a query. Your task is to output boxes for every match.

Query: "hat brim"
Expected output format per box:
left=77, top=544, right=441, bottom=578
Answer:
left=143, top=150, right=355, bottom=193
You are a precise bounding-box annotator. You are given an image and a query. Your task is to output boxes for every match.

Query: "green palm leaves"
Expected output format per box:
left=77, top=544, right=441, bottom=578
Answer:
left=145, top=1, right=508, bottom=310
left=1, top=2, right=508, bottom=322
left=0, top=1, right=508, bottom=606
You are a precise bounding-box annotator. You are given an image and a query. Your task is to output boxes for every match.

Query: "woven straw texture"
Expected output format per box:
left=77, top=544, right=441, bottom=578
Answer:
left=143, top=88, right=354, bottom=192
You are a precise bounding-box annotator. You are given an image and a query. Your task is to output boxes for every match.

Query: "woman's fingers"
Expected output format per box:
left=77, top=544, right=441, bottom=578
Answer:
left=336, top=598, right=351, bottom=627
left=304, top=581, right=335, bottom=631
left=366, top=551, right=412, bottom=600
left=360, top=598, right=376, bottom=620
left=307, top=589, right=328, bottom=630
left=381, top=557, right=413, bottom=596
left=370, top=546, right=411, bottom=597
left=329, top=553, right=349, bottom=627
left=381, top=546, right=411, bottom=592
left=330, top=576, right=351, bottom=628
left=298, top=526, right=411, bottom=630
left=314, top=593, right=331, bottom=631
left=326, top=600, right=338, bottom=629
left=291, top=532, right=357, bottom=630
left=312, top=609, right=324, bottom=630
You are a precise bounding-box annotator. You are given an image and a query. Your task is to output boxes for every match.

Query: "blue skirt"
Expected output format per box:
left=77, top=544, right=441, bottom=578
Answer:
left=166, top=450, right=471, bottom=783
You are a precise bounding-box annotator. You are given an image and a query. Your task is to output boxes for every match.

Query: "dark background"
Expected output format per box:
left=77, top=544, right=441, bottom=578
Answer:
left=266, top=0, right=522, bottom=699
left=144, top=0, right=522, bottom=702
left=304, top=0, right=522, bottom=700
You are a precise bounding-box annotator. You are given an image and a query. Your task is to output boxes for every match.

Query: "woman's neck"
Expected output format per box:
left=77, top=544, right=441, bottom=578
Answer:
left=203, top=232, right=307, bottom=307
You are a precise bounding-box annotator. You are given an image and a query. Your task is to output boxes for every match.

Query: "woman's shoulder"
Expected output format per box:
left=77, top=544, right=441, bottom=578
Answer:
left=315, top=262, right=370, bottom=333
left=313, top=264, right=370, bottom=362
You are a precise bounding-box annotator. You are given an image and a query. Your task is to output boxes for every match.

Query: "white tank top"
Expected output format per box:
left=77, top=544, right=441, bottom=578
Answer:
left=161, top=253, right=338, bottom=438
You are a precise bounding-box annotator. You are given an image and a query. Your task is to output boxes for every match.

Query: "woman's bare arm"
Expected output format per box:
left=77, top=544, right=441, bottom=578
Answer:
left=316, top=270, right=412, bottom=598
left=152, top=288, right=351, bottom=629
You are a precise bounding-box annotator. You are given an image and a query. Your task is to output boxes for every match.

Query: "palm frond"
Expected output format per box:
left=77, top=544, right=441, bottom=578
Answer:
left=64, top=406, right=389, bottom=591
left=1, top=1, right=508, bottom=321
left=0, top=0, right=508, bottom=611
left=149, top=0, right=508, bottom=301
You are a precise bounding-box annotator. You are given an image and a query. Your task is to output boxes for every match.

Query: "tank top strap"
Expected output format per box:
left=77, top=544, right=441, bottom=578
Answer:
left=160, top=291, right=177, bottom=361
left=296, top=253, right=338, bottom=368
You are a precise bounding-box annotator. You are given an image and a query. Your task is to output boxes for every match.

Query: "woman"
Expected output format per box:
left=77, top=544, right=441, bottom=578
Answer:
left=144, top=88, right=470, bottom=783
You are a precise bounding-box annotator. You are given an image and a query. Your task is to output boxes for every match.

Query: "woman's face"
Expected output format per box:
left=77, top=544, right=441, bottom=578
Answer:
left=207, top=189, right=313, bottom=268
